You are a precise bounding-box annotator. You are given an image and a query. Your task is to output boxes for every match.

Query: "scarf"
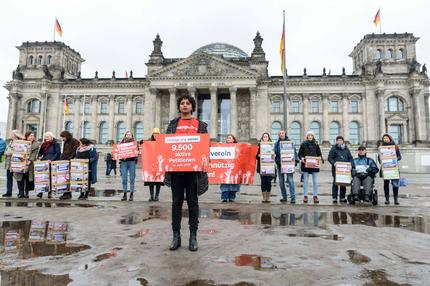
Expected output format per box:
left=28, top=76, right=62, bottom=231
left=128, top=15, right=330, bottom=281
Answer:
left=42, top=140, right=54, bottom=155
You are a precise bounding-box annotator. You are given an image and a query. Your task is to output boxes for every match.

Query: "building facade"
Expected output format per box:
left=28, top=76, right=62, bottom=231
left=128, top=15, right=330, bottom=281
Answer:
left=4, top=32, right=430, bottom=148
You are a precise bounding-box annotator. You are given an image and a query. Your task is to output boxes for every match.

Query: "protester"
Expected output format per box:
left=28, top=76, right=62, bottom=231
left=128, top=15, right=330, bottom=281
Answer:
left=298, top=131, right=323, bottom=204
left=378, top=134, right=402, bottom=205
left=351, top=145, right=379, bottom=203
left=105, top=153, right=113, bottom=176
left=220, top=134, right=240, bottom=203
left=274, top=130, right=298, bottom=204
left=0, top=137, right=6, bottom=161
left=75, top=138, right=98, bottom=200
left=144, top=128, right=164, bottom=201
left=164, top=94, right=208, bottom=252
left=37, top=131, right=61, bottom=199
left=256, top=132, right=274, bottom=203
left=328, top=135, right=354, bottom=204
left=2, top=130, right=23, bottom=197
left=59, top=130, right=80, bottom=200
left=13, top=131, right=40, bottom=198
left=119, top=131, right=138, bottom=201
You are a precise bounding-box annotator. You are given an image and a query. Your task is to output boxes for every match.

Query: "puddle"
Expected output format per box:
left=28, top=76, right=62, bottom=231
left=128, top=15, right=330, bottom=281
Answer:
left=89, top=189, right=122, bottom=197
left=361, top=269, right=412, bottom=286
left=347, top=250, right=371, bottom=264
left=287, top=233, right=343, bottom=241
left=183, top=280, right=256, bottom=286
left=93, top=247, right=122, bottom=262
left=120, top=206, right=166, bottom=224
left=0, top=220, right=91, bottom=259
left=0, top=268, right=72, bottom=286
left=234, top=254, right=276, bottom=271
left=137, top=277, right=149, bottom=286
left=2, top=202, right=100, bottom=208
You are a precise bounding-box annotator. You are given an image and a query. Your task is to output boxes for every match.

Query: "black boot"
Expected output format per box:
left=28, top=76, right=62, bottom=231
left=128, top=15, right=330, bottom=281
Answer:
left=83, top=191, right=89, bottom=200
left=37, top=192, right=43, bottom=199
left=129, top=192, right=134, bottom=201
left=393, top=188, right=399, bottom=205
left=189, top=231, right=198, bottom=252
left=149, top=189, right=154, bottom=201
left=384, top=188, right=390, bottom=204
left=169, top=231, right=181, bottom=250
left=121, top=192, right=127, bottom=201
left=78, top=192, right=85, bottom=200
left=154, top=189, right=160, bottom=201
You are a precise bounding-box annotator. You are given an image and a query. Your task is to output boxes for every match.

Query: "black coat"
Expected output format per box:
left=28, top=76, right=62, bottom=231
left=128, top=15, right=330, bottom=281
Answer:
left=38, top=140, right=61, bottom=161
left=327, top=144, right=355, bottom=177
left=298, top=140, right=322, bottom=173
left=163, top=117, right=209, bottom=195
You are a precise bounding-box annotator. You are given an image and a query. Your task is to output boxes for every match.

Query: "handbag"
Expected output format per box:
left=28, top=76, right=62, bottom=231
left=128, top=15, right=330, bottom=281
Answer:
left=392, top=177, right=408, bottom=188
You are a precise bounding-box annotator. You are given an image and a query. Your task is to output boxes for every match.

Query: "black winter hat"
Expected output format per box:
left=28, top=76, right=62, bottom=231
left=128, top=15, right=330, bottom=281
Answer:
left=336, top=135, right=344, bottom=141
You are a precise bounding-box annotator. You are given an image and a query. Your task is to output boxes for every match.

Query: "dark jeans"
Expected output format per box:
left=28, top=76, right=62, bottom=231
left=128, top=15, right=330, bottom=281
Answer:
left=260, top=175, right=272, bottom=192
left=6, top=170, right=13, bottom=195
left=149, top=185, right=161, bottom=198
left=332, top=178, right=346, bottom=200
left=171, top=172, right=199, bottom=232
left=17, top=172, right=31, bottom=196
left=384, top=180, right=399, bottom=201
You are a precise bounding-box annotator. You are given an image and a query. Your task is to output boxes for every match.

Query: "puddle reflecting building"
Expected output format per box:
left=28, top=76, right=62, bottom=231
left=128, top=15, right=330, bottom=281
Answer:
left=4, top=32, right=430, bottom=148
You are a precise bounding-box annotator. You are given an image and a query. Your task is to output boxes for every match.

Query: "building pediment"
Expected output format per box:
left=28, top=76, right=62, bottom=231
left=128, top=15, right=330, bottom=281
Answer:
left=385, top=113, right=409, bottom=121
left=149, top=53, right=258, bottom=79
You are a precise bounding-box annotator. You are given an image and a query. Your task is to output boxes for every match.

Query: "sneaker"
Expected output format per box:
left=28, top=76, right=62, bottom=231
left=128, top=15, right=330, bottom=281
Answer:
left=290, top=199, right=296, bottom=204
left=280, top=198, right=287, bottom=203
left=340, top=198, right=347, bottom=203
left=303, top=196, right=308, bottom=204
left=332, top=200, right=338, bottom=204
left=2, top=194, right=12, bottom=197
left=313, top=196, right=319, bottom=204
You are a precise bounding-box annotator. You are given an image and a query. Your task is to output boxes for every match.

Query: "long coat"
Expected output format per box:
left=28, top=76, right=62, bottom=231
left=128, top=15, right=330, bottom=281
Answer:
left=13, top=141, right=40, bottom=182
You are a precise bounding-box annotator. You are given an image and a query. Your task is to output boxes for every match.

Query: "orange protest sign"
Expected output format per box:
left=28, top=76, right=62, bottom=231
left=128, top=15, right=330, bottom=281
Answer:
left=156, top=134, right=210, bottom=172
left=112, top=141, right=139, bottom=160
left=208, top=143, right=258, bottom=185
left=141, top=141, right=164, bottom=183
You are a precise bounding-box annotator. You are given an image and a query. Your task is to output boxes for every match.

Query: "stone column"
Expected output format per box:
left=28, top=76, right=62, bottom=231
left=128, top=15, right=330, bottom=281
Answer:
left=169, top=88, right=177, bottom=120
left=126, top=95, right=133, bottom=132
left=342, top=94, right=349, bottom=143
left=210, top=87, right=218, bottom=140
left=302, top=94, right=309, bottom=138
left=39, top=94, right=48, bottom=137
left=425, top=93, right=430, bottom=142
left=249, top=87, right=257, bottom=141
left=143, top=88, right=154, bottom=138
left=188, top=87, right=197, bottom=115
left=108, top=95, right=115, bottom=142
left=376, top=89, right=386, bottom=136
left=322, top=93, right=329, bottom=146
left=91, top=96, right=98, bottom=141
left=361, top=94, right=368, bottom=143
left=72, top=96, right=81, bottom=139
left=8, top=94, right=18, bottom=133
left=229, top=87, right=237, bottom=136
left=154, top=89, right=161, bottom=130
left=411, top=88, right=423, bottom=143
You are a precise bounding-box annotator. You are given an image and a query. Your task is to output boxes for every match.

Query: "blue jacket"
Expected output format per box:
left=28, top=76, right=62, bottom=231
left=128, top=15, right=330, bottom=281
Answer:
left=38, top=140, right=61, bottom=161
left=328, top=144, right=355, bottom=177
left=274, top=137, right=299, bottom=165
left=89, top=147, right=98, bottom=184
left=353, top=155, right=379, bottom=178
left=0, top=138, right=6, bottom=155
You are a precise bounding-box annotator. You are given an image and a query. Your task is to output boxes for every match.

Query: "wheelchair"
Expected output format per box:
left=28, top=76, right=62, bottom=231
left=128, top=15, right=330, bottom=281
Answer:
left=347, top=178, right=378, bottom=206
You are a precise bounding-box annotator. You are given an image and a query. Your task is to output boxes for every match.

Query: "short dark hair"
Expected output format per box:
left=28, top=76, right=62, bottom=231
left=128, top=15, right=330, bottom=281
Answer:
left=80, top=138, right=91, bottom=146
left=24, top=131, right=34, bottom=140
left=177, top=94, right=196, bottom=113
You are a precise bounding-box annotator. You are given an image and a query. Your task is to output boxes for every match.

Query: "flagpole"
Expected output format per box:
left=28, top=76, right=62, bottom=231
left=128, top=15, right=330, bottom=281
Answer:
left=53, top=18, right=56, bottom=41
left=379, top=7, right=382, bottom=34
left=61, top=95, right=66, bottom=153
left=282, top=10, right=288, bottom=132
left=81, top=95, right=86, bottom=138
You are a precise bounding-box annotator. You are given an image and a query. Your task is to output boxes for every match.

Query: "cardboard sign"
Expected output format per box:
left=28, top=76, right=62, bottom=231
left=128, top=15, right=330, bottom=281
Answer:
left=34, top=161, right=50, bottom=193
left=156, top=134, right=210, bottom=172
left=141, top=141, right=165, bottom=183
left=4, top=230, right=20, bottom=253
left=50, top=161, right=70, bottom=193
left=46, top=222, right=68, bottom=244
left=305, top=156, right=321, bottom=169
left=10, top=140, right=31, bottom=173
left=335, top=162, right=352, bottom=185
left=379, top=145, right=400, bottom=180
left=70, top=159, right=90, bottom=192
left=260, top=142, right=275, bottom=176
left=29, top=220, right=47, bottom=242
left=207, top=143, right=258, bottom=184
left=280, top=141, right=295, bottom=174
left=112, top=141, right=139, bottom=160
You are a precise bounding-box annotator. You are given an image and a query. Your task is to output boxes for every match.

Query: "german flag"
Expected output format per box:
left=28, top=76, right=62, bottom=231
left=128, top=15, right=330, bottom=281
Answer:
left=55, top=18, right=63, bottom=37
left=373, top=9, right=381, bottom=27
left=65, top=97, right=69, bottom=114
left=280, top=29, right=285, bottom=75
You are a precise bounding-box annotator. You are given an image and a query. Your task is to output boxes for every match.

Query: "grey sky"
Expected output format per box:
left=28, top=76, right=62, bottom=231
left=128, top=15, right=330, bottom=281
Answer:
left=1, top=0, right=429, bottom=122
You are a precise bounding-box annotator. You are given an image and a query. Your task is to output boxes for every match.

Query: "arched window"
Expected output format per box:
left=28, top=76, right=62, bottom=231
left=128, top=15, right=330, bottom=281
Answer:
left=310, top=121, right=321, bottom=143
left=27, top=99, right=41, bottom=113
left=397, top=49, right=404, bottom=60
left=118, top=101, right=125, bottom=113
left=116, top=121, right=126, bottom=142
left=99, top=122, right=108, bottom=144
left=83, top=121, right=91, bottom=139
left=135, top=101, right=143, bottom=114
left=84, top=102, right=91, bottom=114
left=65, top=121, right=73, bottom=134
left=272, top=99, right=281, bottom=113
left=100, top=101, right=108, bottom=114
left=271, top=121, right=282, bottom=141
left=38, top=55, right=43, bottom=65
left=47, top=55, right=52, bottom=65
left=375, top=49, right=382, bottom=61
left=349, top=121, right=360, bottom=145
left=329, top=122, right=340, bottom=145
left=386, top=49, right=393, bottom=60
left=290, top=121, right=301, bottom=145
left=385, top=96, right=405, bottom=112
left=134, top=122, right=144, bottom=140
left=28, top=55, right=34, bottom=65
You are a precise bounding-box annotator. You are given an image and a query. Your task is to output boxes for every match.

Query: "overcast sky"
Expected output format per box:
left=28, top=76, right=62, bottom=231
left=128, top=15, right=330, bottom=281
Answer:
left=0, top=0, right=429, bottom=123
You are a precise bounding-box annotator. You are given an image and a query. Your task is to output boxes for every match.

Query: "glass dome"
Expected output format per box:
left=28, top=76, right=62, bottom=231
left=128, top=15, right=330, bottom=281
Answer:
left=192, top=43, right=248, bottom=59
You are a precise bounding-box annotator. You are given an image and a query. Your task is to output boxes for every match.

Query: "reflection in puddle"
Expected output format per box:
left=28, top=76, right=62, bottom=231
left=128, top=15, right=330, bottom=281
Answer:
left=2, top=202, right=99, bottom=208
left=287, top=233, right=343, bottom=241
left=0, top=268, right=71, bottom=286
left=183, top=280, right=256, bottom=286
left=89, top=189, right=122, bottom=197
left=361, top=269, right=411, bottom=286
left=120, top=206, right=166, bottom=224
left=93, top=247, right=122, bottom=262
left=347, top=250, right=371, bottom=264
left=234, top=254, right=276, bottom=271
left=0, top=220, right=90, bottom=259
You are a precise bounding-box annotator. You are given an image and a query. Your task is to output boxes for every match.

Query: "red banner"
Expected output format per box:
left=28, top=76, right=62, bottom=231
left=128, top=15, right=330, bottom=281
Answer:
left=141, top=141, right=164, bottom=183
left=112, top=141, right=139, bottom=160
left=207, top=143, right=258, bottom=185
left=155, top=134, right=210, bottom=172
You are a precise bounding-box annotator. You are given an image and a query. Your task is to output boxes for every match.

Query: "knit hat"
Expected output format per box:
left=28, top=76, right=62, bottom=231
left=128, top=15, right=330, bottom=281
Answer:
left=152, top=128, right=160, bottom=134
left=306, top=130, right=315, bottom=138
left=336, top=135, right=344, bottom=141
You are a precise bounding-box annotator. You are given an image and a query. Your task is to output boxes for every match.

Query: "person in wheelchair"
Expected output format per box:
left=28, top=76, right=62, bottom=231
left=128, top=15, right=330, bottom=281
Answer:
left=351, top=145, right=379, bottom=203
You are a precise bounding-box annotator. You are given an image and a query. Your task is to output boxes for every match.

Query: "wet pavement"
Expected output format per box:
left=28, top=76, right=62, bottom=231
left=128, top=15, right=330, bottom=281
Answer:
left=1, top=170, right=430, bottom=285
